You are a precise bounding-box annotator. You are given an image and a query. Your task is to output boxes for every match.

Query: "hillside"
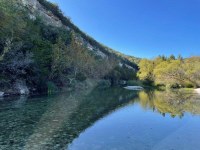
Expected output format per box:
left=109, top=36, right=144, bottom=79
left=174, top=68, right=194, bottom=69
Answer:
left=0, top=0, right=139, bottom=96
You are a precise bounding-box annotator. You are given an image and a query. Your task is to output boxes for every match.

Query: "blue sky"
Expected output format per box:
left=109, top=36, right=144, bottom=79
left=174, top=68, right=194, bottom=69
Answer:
left=48, top=0, right=200, bottom=58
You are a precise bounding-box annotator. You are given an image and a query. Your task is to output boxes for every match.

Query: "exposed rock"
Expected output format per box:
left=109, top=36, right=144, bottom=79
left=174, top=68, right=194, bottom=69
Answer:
left=21, top=0, right=62, bottom=27
left=194, top=88, right=200, bottom=95
left=0, top=91, right=4, bottom=97
left=0, top=0, right=139, bottom=97
left=29, top=14, right=36, bottom=20
left=125, top=64, right=135, bottom=70
left=119, top=63, right=123, bottom=67
left=14, top=80, right=30, bottom=95
left=124, top=86, right=144, bottom=90
left=82, top=38, right=108, bottom=59
left=119, top=63, right=135, bottom=71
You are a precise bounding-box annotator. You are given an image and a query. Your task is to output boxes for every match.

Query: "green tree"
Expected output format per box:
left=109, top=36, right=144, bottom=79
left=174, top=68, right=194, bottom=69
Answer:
left=137, top=59, right=155, bottom=82
left=169, top=54, right=176, bottom=61
left=153, top=60, right=185, bottom=87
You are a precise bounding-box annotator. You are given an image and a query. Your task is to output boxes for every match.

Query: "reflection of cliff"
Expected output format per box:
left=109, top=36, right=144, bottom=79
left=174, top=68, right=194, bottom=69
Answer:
left=0, top=88, right=138, bottom=150
left=139, top=90, right=200, bottom=118
left=49, top=88, right=138, bottom=150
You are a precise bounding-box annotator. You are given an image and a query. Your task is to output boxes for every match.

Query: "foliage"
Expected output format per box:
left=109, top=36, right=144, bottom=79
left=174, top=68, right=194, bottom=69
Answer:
left=138, top=55, right=200, bottom=88
left=137, top=59, right=155, bottom=83
left=0, top=0, right=138, bottom=94
left=37, top=0, right=139, bottom=68
left=47, top=81, right=59, bottom=94
left=138, top=90, right=200, bottom=117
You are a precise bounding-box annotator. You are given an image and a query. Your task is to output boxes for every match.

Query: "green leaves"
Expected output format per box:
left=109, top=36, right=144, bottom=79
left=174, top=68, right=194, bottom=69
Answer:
left=137, top=59, right=155, bottom=82
left=138, top=56, right=200, bottom=88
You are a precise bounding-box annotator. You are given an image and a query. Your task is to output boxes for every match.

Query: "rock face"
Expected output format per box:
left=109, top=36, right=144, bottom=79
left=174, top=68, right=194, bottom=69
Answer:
left=20, top=0, right=109, bottom=59
left=21, top=0, right=62, bottom=27
left=0, top=0, right=139, bottom=96
left=20, top=0, right=136, bottom=66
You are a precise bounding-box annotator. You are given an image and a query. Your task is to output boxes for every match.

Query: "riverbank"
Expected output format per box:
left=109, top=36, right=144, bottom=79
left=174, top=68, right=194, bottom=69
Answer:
left=0, top=79, right=113, bottom=98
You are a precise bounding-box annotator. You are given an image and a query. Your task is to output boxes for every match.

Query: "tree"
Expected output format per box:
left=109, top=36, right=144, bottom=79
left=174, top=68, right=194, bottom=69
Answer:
left=137, top=55, right=200, bottom=88
left=153, top=60, right=185, bottom=87
left=50, top=37, right=72, bottom=81
left=169, top=54, right=176, bottom=60
left=183, top=57, right=200, bottom=87
left=137, top=59, right=155, bottom=82
left=177, top=54, right=183, bottom=61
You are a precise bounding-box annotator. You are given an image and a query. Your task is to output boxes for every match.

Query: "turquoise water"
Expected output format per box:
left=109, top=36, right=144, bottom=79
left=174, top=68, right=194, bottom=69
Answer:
left=0, top=88, right=200, bottom=150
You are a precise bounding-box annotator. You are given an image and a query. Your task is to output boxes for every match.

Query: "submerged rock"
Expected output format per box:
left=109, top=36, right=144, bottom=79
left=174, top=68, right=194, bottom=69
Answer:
left=124, top=86, right=144, bottom=90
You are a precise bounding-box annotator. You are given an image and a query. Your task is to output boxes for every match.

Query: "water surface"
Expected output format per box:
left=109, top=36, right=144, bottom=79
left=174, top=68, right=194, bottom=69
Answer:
left=0, top=88, right=200, bottom=150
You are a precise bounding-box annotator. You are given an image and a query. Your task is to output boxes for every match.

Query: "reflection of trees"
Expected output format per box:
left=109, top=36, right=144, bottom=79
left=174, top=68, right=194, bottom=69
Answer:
left=49, top=88, right=138, bottom=150
left=0, top=88, right=138, bottom=150
left=139, top=90, right=200, bottom=118
left=2, top=88, right=199, bottom=149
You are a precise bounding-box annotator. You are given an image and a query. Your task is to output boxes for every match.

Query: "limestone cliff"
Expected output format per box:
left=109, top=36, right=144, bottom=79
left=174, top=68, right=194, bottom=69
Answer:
left=0, top=0, right=139, bottom=96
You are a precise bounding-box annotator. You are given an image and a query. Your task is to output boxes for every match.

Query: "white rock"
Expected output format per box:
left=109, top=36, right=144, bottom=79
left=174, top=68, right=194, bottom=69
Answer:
left=119, top=62, right=123, bottom=67
left=21, top=0, right=62, bottom=27
left=124, top=86, right=144, bottom=90
left=0, top=92, right=4, bottom=97
left=14, top=80, right=30, bottom=95
left=194, top=88, right=200, bottom=95
left=125, top=64, right=135, bottom=70
left=29, top=14, right=36, bottom=20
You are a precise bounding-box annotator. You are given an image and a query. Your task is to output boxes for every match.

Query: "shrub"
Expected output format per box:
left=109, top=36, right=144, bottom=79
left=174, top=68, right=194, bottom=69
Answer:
left=97, top=80, right=111, bottom=89
left=47, top=81, right=59, bottom=94
left=76, top=72, right=87, bottom=82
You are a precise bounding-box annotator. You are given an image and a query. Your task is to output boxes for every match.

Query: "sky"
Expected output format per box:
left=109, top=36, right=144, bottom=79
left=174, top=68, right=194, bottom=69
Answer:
left=48, top=0, right=200, bottom=58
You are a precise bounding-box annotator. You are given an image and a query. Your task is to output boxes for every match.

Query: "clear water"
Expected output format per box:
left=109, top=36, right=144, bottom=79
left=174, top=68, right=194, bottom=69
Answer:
left=0, top=88, right=200, bottom=150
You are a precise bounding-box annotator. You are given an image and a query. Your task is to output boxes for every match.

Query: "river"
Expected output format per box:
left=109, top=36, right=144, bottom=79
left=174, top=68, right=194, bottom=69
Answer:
left=0, top=88, right=200, bottom=150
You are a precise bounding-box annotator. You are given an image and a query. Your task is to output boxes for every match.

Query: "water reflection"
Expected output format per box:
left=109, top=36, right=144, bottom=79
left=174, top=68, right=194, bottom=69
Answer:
left=68, top=89, right=200, bottom=150
left=0, top=88, right=199, bottom=150
left=0, top=88, right=137, bottom=150
left=139, top=89, right=200, bottom=118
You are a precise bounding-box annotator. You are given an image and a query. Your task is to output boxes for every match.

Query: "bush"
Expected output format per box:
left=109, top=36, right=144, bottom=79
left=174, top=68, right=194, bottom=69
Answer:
left=47, top=81, right=59, bottom=94
left=76, top=72, right=87, bottom=81
left=97, top=80, right=111, bottom=89
left=184, top=83, right=195, bottom=88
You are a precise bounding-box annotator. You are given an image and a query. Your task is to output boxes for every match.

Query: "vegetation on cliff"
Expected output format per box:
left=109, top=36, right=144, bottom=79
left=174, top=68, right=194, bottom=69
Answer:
left=0, top=0, right=138, bottom=95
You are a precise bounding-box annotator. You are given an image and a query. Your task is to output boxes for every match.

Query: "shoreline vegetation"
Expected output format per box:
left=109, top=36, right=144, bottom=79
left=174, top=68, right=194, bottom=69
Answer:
left=137, top=55, right=200, bottom=89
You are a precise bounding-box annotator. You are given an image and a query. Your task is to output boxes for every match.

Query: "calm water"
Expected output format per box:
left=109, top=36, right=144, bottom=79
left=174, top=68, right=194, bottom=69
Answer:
left=0, top=88, right=200, bottom=150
